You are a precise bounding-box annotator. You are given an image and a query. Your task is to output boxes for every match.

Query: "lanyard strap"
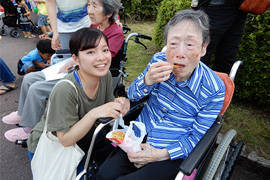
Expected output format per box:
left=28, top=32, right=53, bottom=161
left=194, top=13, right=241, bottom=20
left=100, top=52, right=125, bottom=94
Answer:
left=74, top=69, right=83, bottom=89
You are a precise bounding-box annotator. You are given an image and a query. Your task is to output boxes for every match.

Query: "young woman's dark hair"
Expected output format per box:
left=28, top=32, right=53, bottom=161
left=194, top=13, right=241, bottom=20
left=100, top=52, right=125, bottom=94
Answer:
left=69, top=28, right=109, bottom=56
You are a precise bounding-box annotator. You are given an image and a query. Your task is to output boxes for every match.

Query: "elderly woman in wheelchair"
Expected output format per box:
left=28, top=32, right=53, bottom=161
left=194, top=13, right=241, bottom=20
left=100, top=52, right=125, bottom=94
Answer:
left=95, top=9, right=226, bottom=180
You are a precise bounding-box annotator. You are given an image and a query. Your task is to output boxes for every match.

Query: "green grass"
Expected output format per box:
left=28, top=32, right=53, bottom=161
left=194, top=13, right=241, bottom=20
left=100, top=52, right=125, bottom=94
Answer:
left=124, top=20, right=270, bottom=160
left=124, top=21, right=158, bottom=82
left=222, top=101, right=270, bottom=159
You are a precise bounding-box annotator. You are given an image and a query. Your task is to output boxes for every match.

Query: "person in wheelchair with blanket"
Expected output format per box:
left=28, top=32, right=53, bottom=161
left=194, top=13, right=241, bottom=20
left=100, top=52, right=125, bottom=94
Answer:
left=96, top=9, right=226, bottom=180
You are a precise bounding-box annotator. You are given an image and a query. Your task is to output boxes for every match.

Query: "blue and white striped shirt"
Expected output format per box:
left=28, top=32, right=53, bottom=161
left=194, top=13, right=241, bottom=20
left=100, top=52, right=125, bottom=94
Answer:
left=127, top=52, right=225, bottom=160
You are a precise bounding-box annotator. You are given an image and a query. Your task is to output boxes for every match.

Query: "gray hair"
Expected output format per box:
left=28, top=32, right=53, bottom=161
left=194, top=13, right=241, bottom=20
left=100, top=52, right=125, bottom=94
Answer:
left=164, top=9, right=210, bottom=47
left=99, top=0, right=121, bottom=24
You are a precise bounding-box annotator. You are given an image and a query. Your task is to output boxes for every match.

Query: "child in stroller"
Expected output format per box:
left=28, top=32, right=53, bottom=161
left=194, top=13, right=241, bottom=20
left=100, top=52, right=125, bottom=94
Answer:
left=15, top=0, right=35, bottom=38
left=0, top=0, right=37, bottom=37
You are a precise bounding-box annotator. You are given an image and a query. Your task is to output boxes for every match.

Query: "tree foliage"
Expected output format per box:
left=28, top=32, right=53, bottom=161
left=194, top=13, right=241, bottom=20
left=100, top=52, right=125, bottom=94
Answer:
left=236, top=11, right=270, bottom=109
left=153, top=0, right=191, bottom=50
left=122, top=0, right=163, bottom=20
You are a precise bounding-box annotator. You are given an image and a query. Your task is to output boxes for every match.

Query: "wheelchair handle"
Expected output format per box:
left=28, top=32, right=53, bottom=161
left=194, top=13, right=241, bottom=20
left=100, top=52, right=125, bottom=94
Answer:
left=125, top=32, right=152, bottom=43
left=137, top=33, right=152, bottom=41
left=124, top=33, right=152, bottom=53
left=98, top=117, right=114, bottom=124
left=122, top=24, right=131, bottom=33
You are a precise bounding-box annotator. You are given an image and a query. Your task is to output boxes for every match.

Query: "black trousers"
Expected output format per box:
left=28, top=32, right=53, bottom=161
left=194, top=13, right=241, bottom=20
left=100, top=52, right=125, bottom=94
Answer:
left=199, top=1, right=248, bottom=74
left=95, top=147, right=183, bottom=180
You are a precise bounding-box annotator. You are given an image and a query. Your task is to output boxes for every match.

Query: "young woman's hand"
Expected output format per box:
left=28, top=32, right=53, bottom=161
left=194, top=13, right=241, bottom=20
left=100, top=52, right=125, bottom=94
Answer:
left=57, top=99, right=129, bottom=147
left=90, top=98, right=130, bottom=120
left=114, top=97, right=130, bottom=116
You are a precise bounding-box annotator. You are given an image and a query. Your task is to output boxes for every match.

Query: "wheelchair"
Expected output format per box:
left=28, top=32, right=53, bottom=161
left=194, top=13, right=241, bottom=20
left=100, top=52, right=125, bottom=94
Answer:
left=76, top=60, right=244, bottom=180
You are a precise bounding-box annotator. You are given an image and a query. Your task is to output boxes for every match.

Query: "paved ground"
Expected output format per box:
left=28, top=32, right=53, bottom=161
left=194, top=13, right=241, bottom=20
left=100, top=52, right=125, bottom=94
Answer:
left=0, top=12, right=40, bottom=180
left=0, top=12, right=269, bottom=180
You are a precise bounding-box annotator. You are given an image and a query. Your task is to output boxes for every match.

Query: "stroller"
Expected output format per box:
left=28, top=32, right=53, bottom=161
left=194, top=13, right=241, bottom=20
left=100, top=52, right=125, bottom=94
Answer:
left=75, top=60, right=244, bottom=180
left=0, top=0, right=38, bottom=37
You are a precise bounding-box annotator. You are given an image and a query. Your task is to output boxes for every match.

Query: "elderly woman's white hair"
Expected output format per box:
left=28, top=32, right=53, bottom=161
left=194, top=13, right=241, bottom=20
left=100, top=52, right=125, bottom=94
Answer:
left=164, top=9, right=210, bottom=47
left=97, top=0, right=121, bottom=24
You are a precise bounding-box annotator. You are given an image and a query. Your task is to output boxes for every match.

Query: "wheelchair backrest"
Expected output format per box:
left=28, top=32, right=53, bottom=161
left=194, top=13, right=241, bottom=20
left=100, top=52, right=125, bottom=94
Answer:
left=214, top=72, right=235, bottom=116
left=110, top=40, right=125, bottom=75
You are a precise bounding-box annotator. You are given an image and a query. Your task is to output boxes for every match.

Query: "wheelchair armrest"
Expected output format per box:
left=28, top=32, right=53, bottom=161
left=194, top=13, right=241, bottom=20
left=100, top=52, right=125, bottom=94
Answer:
left=179, top=121, right=222, bottom=175
left=129, top=96, right=149, bottom=111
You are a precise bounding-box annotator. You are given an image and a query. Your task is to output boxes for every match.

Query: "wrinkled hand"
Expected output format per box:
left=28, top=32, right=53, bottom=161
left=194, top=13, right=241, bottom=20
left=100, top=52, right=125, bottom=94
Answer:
left=144, top=61, right=172, bottom=86
left=127, top=143, right=170, bottom=168
left=51, top=32, right=61, bottom=50
left=116, top=21, right=123, bottom=29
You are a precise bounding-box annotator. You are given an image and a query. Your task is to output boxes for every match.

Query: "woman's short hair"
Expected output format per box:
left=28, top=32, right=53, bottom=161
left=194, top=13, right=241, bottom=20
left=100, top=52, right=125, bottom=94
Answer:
left=164, top=9, right=210, bottom=47
left=99, top=0, right=121, bottom=24
left=69, top=28, right=108, bottom=56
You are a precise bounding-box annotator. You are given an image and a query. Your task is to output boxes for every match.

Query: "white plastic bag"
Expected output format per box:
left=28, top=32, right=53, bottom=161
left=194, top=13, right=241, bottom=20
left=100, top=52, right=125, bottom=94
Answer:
left=106, top=115, right=146, bottom=153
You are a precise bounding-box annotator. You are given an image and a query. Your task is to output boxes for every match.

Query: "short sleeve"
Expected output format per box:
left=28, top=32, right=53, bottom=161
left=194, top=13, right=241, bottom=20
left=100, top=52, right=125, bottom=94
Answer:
left=46, top=81, right=79, bottom=133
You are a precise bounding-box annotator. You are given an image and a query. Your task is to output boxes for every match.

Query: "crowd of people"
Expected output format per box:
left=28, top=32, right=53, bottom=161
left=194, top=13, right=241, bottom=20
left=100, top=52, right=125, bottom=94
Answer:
left=1, top=0, right=248, bottom=179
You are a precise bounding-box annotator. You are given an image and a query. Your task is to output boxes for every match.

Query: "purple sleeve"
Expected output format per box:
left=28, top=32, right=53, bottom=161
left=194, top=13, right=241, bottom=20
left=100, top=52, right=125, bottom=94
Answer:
left=104, top=24, right=124, bottom=57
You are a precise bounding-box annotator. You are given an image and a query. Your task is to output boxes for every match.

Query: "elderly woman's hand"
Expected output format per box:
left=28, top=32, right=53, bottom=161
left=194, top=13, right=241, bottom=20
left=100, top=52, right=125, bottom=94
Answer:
left=127, top=143, right=170, bottom=168
left=144, top=61, right=173, bottom=86
left=115, top=21, right=123, bottom=29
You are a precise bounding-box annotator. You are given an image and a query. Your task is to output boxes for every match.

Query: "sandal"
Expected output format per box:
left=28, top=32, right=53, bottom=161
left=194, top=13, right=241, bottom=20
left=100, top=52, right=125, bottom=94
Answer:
left=0, top=84, right=17, bottom=95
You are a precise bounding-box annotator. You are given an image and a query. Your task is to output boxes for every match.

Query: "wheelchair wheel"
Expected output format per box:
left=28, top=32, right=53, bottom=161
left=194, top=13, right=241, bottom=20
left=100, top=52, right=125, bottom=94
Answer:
left=202, top=129, right=237, bottom=180
left=10, top=29, right=19, bottom=38
left=221, top=140, right=243, bottom=180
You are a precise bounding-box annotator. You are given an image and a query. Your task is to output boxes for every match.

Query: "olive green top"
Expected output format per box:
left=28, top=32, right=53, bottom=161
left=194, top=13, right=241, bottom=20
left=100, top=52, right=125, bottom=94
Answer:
left=27, top=71, right=115, bottom=153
